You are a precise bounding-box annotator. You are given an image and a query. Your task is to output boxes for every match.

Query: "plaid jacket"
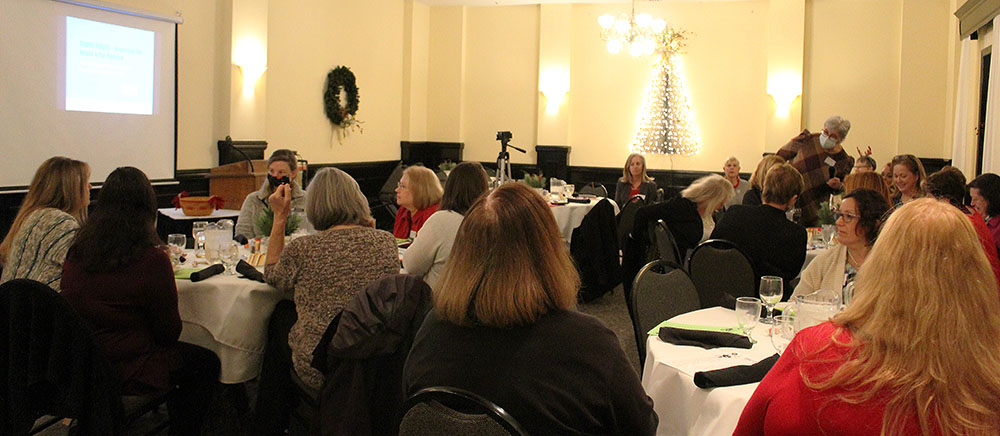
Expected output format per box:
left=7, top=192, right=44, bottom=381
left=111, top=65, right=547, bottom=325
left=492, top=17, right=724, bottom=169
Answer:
left=777, top=130, right=853, bottom=193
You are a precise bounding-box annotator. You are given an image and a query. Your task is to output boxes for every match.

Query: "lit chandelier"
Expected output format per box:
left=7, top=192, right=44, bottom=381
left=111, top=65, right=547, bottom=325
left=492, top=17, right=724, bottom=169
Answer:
left=598, top=1, right=667, bottom=56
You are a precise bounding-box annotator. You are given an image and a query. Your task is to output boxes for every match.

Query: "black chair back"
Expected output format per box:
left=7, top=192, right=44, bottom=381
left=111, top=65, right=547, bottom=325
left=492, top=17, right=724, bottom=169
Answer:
left=653, top=219, right=681, bottom=265
left=399, top=387, right=528, bottom=436
left=616, top=196, right=645, bottom=251
left=570, top=199, right=620, bottom=303
left=687, top=239, right=756, bottom=309
left=578, top=182, right=608, bottom=198
left=628, top=261, right=700, bottom=369
left=1, top=279, right=127, bottom=435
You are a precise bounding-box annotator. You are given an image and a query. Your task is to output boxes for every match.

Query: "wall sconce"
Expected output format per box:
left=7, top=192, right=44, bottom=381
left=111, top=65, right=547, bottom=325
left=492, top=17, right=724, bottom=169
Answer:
left=767, top=72, right=801, bottom=117
left=539, top=68, right=570, bottom=115
left=234, top=38, right=267, bottom=97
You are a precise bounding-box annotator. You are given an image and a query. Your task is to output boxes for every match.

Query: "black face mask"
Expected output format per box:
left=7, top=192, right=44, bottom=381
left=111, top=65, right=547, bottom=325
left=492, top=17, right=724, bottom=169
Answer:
left=268, top=175, right=290, bottom=188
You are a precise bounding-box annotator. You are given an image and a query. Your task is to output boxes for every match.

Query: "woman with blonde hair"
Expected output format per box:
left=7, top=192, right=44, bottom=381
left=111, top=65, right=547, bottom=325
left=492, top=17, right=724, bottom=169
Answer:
left=0, top=157, right=90, bottom=291
left=742, top=154, right=786, bottom=206
left=734, top=198, right=1000, bottom=436
left=890, top=154, right=927, bottom=207
left=615, top=153, right=658, bottom=206
left=393, top=165, right=443, bottom=239
left=843, top=171, right=892, bottom=205
left=404, top=183, right=657, bottom=435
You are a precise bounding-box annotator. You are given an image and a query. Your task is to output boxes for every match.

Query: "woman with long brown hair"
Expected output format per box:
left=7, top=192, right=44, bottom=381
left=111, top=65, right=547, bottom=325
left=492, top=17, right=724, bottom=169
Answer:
left=0, top=157, right=90, bottom=291
left=734, top=198, right=1000, bottom=436
left=404, top=183, right=657, bottom=435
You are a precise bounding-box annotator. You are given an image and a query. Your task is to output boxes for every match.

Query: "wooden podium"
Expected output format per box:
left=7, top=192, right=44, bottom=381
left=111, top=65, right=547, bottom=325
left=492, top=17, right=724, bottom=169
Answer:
left=208, top=160, right=267, bottom=211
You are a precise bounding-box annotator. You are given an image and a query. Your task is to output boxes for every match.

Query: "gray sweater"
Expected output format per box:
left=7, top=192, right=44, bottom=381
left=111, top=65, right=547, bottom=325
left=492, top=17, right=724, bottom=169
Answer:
left=235, top=181, right=311, bottom=239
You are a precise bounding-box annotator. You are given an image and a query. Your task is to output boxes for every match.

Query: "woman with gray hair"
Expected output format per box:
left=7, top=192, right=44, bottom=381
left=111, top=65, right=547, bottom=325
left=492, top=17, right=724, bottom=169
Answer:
left=236, top=149, right=312, bottom=239
left=263, top=167, right=399, bottom=391
left=777, top=115, right=855, bottom=226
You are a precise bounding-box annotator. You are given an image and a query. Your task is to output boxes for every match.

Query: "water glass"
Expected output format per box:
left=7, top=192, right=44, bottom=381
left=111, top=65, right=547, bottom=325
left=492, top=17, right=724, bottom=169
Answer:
left=770, top=314, right=795, bottom=354
left=167, top=234, right=186, bottom=266
left=220, top=241, right=241, bottom=275
left=759, top=275, right=783, bottom=324
left=735, top=297, right=762, bottom=343
left=821, top=224, right=837, bottom=248
left=565, top=184, right=575, bottom=197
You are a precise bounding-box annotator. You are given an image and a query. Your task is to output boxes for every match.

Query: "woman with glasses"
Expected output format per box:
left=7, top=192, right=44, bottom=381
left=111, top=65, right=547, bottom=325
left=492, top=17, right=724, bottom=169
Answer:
left=393, top=166, right=443, bottom=239
left=791, top=189, right=890, bottom=301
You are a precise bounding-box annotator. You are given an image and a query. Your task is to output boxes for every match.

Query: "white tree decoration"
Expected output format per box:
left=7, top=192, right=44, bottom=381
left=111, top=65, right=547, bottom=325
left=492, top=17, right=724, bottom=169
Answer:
left=631, top=29, right=700, bottom=156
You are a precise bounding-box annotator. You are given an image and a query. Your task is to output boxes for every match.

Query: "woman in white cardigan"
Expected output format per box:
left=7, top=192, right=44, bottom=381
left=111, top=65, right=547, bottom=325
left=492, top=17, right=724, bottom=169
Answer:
left=792, top=189, right=891, bottom=301
left=402, top=162, right=489, bottom=289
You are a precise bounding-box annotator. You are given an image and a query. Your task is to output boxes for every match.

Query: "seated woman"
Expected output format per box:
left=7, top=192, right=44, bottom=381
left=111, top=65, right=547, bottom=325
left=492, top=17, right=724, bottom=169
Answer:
left=733, top=198, right=1000, bottom=435
left=393, top=166, right=443, bottom=239
left=923, top=167, right=1000, bottom=286
left=843, top=171, right=892, bottom=204
left=742, top=154, right=786, bottom=206
left=0, top=157, right=89, bottom=291
left=791, top=189, right=890, bottom=301
left=61, top=167, right=220, bottom=436
left=623, top=174, right=733, bottom=296
left=235, top=149, right=310, bottom=239
left=615, top=153, right=658, bottom=207
left=890, top=154, right=926, bottom=207
left=403, top=183, right=658, bottom=435
left=402, top=162, right=489, bottom=289
left=969, top=173, right=1000, bottom=260
left=265, top=167, right=399, bottom=391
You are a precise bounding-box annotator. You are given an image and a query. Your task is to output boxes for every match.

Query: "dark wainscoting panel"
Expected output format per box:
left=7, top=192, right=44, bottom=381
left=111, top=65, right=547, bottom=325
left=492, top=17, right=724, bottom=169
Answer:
left=919, top=158, right=952, bottom=176
left=308, top=161, right=399, bottom=200
left=400, top=141, right=463, bottom=170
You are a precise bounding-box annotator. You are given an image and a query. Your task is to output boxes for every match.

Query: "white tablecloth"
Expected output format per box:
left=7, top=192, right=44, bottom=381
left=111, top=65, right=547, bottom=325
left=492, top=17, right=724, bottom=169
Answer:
left=158, top=207, right=240, bottom=220
left=549, top=198, right=619, bottom=243
left=175, top=257, right=286, bottom=384
left=641, top=307, right=776, bottom=436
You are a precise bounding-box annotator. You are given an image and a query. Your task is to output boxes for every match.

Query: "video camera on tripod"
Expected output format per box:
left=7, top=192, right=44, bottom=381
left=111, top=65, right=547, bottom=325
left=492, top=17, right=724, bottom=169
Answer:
left=495, top=131, right=524, bottom=186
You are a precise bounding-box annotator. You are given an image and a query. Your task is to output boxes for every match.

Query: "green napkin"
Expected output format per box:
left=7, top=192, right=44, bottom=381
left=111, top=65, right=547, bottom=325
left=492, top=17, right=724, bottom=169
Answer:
left=647, top=321, right=742, bottom=336
left=174, top=268, right=200, bottom=280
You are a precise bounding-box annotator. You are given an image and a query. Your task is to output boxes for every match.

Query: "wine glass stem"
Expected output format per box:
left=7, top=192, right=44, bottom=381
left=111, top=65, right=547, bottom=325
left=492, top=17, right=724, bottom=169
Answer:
left=765, top=306, right=774, bottom=322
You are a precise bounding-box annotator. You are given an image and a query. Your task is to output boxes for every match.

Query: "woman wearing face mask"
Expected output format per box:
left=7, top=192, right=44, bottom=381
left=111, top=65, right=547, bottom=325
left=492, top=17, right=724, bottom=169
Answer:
left=889, top=154, right=926, bottom=208
left=235, top=149, right=311, bottom=239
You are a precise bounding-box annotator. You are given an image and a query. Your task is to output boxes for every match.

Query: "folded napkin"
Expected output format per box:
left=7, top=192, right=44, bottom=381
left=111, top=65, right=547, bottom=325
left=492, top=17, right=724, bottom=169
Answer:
left=190, top=264, right=224, bottom=282
left=236, top=260, right=265, bottom=282
left=567, top=197, right=591, bottom=204
left=658, top=327, right=753, bottom=349
left=693, top=354, right=780, bottom=389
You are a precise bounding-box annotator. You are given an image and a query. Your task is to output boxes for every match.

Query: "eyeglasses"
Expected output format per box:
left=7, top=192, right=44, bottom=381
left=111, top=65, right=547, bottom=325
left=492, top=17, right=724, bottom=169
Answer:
left=833, top=211, right=860, bottom=223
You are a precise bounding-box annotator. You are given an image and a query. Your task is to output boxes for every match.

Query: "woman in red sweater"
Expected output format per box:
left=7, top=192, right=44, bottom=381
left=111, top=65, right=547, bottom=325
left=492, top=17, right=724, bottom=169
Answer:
left=733, top=198, right=1000, bottom=436
left=393, top=165, right=442, bottom=239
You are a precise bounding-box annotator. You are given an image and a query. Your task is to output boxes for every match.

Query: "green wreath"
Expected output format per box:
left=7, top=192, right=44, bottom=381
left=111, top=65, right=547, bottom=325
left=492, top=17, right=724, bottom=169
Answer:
left=324, top=66, right=359, bottom=126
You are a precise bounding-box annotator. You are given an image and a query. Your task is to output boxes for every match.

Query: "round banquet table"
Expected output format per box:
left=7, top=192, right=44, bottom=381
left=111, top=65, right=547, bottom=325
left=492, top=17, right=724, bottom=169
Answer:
left=549, top=197, right=619, bottom=243
left=641, top=306, right=777, bottom=436
left=174, top=253, right=287, bottom=384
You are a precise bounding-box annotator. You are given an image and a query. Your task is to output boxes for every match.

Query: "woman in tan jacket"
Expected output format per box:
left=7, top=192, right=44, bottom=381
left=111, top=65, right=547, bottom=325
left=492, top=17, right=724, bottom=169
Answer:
left=791, top=189, right=890, bottom=301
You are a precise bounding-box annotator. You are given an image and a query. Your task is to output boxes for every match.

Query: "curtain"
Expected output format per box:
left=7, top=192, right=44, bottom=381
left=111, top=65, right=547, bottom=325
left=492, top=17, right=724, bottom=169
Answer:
left=983, top=17, right=1000, bottom=174
left=952, top=36, right=972, bottom=173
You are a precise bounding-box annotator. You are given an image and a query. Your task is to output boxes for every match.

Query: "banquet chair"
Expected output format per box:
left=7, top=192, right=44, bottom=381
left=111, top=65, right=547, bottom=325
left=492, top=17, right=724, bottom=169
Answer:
left=629, top=260, right=700, bottom=369
left=0, top=279, right=172, bottom=436
left=616, top=195, right=645, bottom=252
left=398, top=387, right=528, bottom=436
left=653, top=219, right=682, bottom=265
left=571, top=198, right=620, bottom=303
left=578, top=182, right=608, bottom=198
left=687, top=239, right=756, bottom=310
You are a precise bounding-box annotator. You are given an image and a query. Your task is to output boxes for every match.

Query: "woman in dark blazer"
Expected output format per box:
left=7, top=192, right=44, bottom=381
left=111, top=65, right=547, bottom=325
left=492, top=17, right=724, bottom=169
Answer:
left=615, top=153, right=658, bottom=207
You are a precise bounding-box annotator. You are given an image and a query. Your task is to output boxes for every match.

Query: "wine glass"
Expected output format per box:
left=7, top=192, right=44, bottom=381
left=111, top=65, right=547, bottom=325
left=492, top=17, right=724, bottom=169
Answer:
left=220, top=241, right=241, bottom=275
left=770, top=314, right=795, bottom=354
left=565, top=184, right=575, bottom=197
left=735, top=297, right=762, bottom=344
left=759, top=275, right=783, bottom=324
left=821, top=224, right=837, bottom=248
